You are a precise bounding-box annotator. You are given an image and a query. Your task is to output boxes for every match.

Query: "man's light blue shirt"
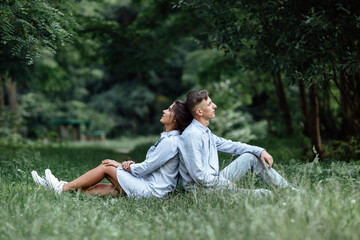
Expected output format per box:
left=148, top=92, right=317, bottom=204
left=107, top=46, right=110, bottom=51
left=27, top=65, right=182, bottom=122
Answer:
left=130, top=130, right=180, bottom=198
left=178, top=119, right=264, bottom=189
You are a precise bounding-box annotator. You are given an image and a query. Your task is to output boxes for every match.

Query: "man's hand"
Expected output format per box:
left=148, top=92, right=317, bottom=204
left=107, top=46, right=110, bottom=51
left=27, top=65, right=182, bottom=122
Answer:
left=102, top=159, right=120, bottom=168
left=121, top=160, right=135, bottom=173
left=260, top=150, right=273, bottom=170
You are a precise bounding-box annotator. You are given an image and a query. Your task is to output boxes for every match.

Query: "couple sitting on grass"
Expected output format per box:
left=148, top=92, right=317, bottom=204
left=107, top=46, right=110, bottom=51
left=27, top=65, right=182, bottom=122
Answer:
left=32, top=90, right=298, bottom=198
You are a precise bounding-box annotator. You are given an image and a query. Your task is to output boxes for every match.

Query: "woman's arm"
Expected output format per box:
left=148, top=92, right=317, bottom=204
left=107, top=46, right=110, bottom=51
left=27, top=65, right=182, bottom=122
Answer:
left=101, top=159, right=135, bottom=173
left=101, top=159, right=120, bottom=167
left=121, top=161, right=135, bottom=172
left=130, top=137, right=178, bottom=178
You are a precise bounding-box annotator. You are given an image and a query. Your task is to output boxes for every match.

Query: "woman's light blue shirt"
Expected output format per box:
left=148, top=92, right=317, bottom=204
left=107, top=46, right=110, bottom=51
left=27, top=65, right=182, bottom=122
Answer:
left=129, top=130, right=180, bottom=198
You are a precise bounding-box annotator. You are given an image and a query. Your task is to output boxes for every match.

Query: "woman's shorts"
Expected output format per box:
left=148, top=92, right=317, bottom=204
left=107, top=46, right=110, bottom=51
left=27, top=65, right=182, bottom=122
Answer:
left=116, top=165, right=152, bottom=198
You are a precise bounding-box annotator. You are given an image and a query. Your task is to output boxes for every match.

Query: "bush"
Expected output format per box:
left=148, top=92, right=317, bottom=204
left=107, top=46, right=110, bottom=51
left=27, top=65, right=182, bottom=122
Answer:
left=211, top=108, right=268, bottom=142
left=19, top=93, right=116, bottom=139
left=0, top=107, right=26, bottom=145
left=20, top=93, right=57, bottom=138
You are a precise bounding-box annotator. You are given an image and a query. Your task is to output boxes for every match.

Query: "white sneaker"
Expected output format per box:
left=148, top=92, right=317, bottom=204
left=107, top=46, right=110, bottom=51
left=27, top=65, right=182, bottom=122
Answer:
left=31, top=170, right=48, bottom=189
left=45, top=169, right=67, bottom=194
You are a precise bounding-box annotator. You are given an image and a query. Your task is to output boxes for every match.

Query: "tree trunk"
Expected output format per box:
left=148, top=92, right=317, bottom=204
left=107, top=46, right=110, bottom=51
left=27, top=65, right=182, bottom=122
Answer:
left=0, top=76, right=4, bottom=111
left=354, top=73, right=360, bottom=135
left=340, top=70, right=351, bottom=139
left=309, top=82, right=323, bottom=157
left=273, top=72, right=293, bottom=135
left=319, top=74, right=336, bottom=138
left=333, top=67, right=360, bottom=137
left=247, top=72, right=273, bottom=133
left=299, top=81, right=310, bottom=138
left=344, top=73, right=360, bottom=136
left=5, top=77, right=18, bottom=114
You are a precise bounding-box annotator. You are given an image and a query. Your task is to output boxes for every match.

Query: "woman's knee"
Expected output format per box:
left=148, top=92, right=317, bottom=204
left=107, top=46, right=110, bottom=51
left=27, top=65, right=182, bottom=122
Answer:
left=102, top=164, right=116, bottom=176
left=97, top=163, right=112, bottom=173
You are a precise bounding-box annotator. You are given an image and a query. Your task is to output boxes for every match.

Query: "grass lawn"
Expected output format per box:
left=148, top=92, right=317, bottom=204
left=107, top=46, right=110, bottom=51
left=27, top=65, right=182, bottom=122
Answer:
left=0, top=139, right=359, bottom=240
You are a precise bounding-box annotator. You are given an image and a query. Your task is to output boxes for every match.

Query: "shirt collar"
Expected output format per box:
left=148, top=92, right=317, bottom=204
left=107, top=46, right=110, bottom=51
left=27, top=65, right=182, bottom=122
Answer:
left=192, top=119, right=211, bottom=133
left=160, top=130, right=180, bottom=138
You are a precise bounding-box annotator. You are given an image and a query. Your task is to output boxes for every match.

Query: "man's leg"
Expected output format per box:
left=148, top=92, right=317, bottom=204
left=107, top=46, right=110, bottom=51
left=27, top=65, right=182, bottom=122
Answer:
left=219, top=153, right=291, bottom=188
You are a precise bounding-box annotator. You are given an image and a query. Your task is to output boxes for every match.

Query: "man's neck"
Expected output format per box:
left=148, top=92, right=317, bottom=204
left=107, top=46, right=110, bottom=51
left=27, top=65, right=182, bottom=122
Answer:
left=194, top=117, right=209, bottom=128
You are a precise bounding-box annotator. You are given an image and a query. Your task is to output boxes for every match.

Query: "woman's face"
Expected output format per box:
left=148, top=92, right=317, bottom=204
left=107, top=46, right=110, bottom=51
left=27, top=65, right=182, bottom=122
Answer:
left=160, top=103, right=175, bottom=126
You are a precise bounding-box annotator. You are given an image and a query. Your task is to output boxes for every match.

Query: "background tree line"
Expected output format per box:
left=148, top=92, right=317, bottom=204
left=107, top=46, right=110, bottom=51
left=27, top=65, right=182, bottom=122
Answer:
left=176, top=0, right=360, bottom=157
left=1, top=0, right=359, bottom=160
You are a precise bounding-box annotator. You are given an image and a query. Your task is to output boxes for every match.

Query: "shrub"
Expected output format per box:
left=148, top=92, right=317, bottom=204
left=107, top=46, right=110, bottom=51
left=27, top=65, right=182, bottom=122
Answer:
left=211, top=108, right=267, bottom=142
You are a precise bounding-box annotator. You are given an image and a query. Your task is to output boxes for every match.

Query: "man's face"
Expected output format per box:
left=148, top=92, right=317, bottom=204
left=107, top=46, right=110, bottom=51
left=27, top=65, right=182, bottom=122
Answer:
left=198, top=97, right=217, bottom=120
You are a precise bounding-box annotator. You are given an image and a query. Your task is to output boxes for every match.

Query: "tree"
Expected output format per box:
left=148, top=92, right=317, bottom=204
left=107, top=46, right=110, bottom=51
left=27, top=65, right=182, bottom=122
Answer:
left=176, top=0, right=360, bottom=157
left=74, top=0, right=207, bottom=133
left=0, top=0, right=79, bottom=114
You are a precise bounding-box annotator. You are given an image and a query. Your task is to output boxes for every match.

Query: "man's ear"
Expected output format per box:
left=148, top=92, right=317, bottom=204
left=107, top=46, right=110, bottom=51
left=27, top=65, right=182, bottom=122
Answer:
left=195, top=108, right=202, bottom=116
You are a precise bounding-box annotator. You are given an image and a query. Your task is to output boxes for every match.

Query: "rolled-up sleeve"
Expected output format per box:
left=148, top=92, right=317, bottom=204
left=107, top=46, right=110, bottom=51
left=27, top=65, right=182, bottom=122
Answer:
left=214, top=135, right=264, bottom=158
left=130, top=138, right=178, bottom=178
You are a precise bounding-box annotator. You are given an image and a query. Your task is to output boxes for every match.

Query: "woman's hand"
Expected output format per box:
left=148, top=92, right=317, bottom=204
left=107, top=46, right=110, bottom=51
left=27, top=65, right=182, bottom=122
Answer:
left=121, top=160, right=135, bottom=173
left=101, top=159, right=120, bottom=168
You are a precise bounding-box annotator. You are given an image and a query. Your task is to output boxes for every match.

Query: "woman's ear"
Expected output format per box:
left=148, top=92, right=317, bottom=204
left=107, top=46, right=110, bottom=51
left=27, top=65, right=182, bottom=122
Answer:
left=172, top=119, right=177, bottom=128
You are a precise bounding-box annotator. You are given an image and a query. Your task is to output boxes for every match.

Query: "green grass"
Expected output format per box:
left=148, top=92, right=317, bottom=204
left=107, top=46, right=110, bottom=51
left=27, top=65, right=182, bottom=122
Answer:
left=0, top=139, right=359, bottom=240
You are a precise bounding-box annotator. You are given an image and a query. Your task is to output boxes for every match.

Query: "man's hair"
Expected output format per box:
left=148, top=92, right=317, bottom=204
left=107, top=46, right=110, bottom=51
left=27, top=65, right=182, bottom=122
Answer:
left=185, top=90, right=209, bottom=116
left=172, top=100, right=193, bottom=133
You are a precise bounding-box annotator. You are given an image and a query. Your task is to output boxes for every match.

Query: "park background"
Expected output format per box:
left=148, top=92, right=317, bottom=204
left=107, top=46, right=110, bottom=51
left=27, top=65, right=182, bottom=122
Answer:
left=1, top=0, right=359, bottom=239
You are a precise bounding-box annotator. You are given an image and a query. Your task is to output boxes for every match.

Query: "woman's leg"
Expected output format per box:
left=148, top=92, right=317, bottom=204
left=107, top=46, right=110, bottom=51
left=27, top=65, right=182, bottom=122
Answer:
left=62, top=164, right=126, bottom=195
left=82, top=183, right=120, bottom=197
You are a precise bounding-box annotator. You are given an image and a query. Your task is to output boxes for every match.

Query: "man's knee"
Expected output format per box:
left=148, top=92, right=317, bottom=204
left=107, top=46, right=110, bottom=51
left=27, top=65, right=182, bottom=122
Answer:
left=239, top=152, right=258, bottom=162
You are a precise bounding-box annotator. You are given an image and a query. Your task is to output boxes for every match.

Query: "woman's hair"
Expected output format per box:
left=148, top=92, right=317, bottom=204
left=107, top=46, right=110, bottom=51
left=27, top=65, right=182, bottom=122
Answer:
left=172, top=100, right=193, bottom=133
left=185, top=90, right=209, bottom=116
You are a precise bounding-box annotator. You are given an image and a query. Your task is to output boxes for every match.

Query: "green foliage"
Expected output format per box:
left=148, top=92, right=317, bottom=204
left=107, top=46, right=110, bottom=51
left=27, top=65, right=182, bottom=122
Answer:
left=176, top=0, right=360, bottom=137
left=19, top=92, right=116, bottom=138
left=324, top=138, right=360, bottom=162
left=0, top=106, right=25, bottom=145
left=247, top=137, right=307, bottom=163
left=71, top=0, right=206, bottom=134
left=1, top=0, right=358, bottom=148
left=20, top=93, right=57, bottom=136
left=176, top=0, right=360, bottom=77
left=0, top=0, right=79, bottom=66
left=211, top=108, right=267, bottom=142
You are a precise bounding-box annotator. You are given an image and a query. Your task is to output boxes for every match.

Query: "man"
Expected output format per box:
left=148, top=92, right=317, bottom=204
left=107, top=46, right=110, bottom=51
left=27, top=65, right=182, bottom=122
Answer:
left=178, top=90, right=297, bottom=193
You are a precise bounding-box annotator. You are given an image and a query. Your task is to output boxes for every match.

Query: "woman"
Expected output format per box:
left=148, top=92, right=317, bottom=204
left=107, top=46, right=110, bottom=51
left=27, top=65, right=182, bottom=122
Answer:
left=31, top=100, right=193, bottom=198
